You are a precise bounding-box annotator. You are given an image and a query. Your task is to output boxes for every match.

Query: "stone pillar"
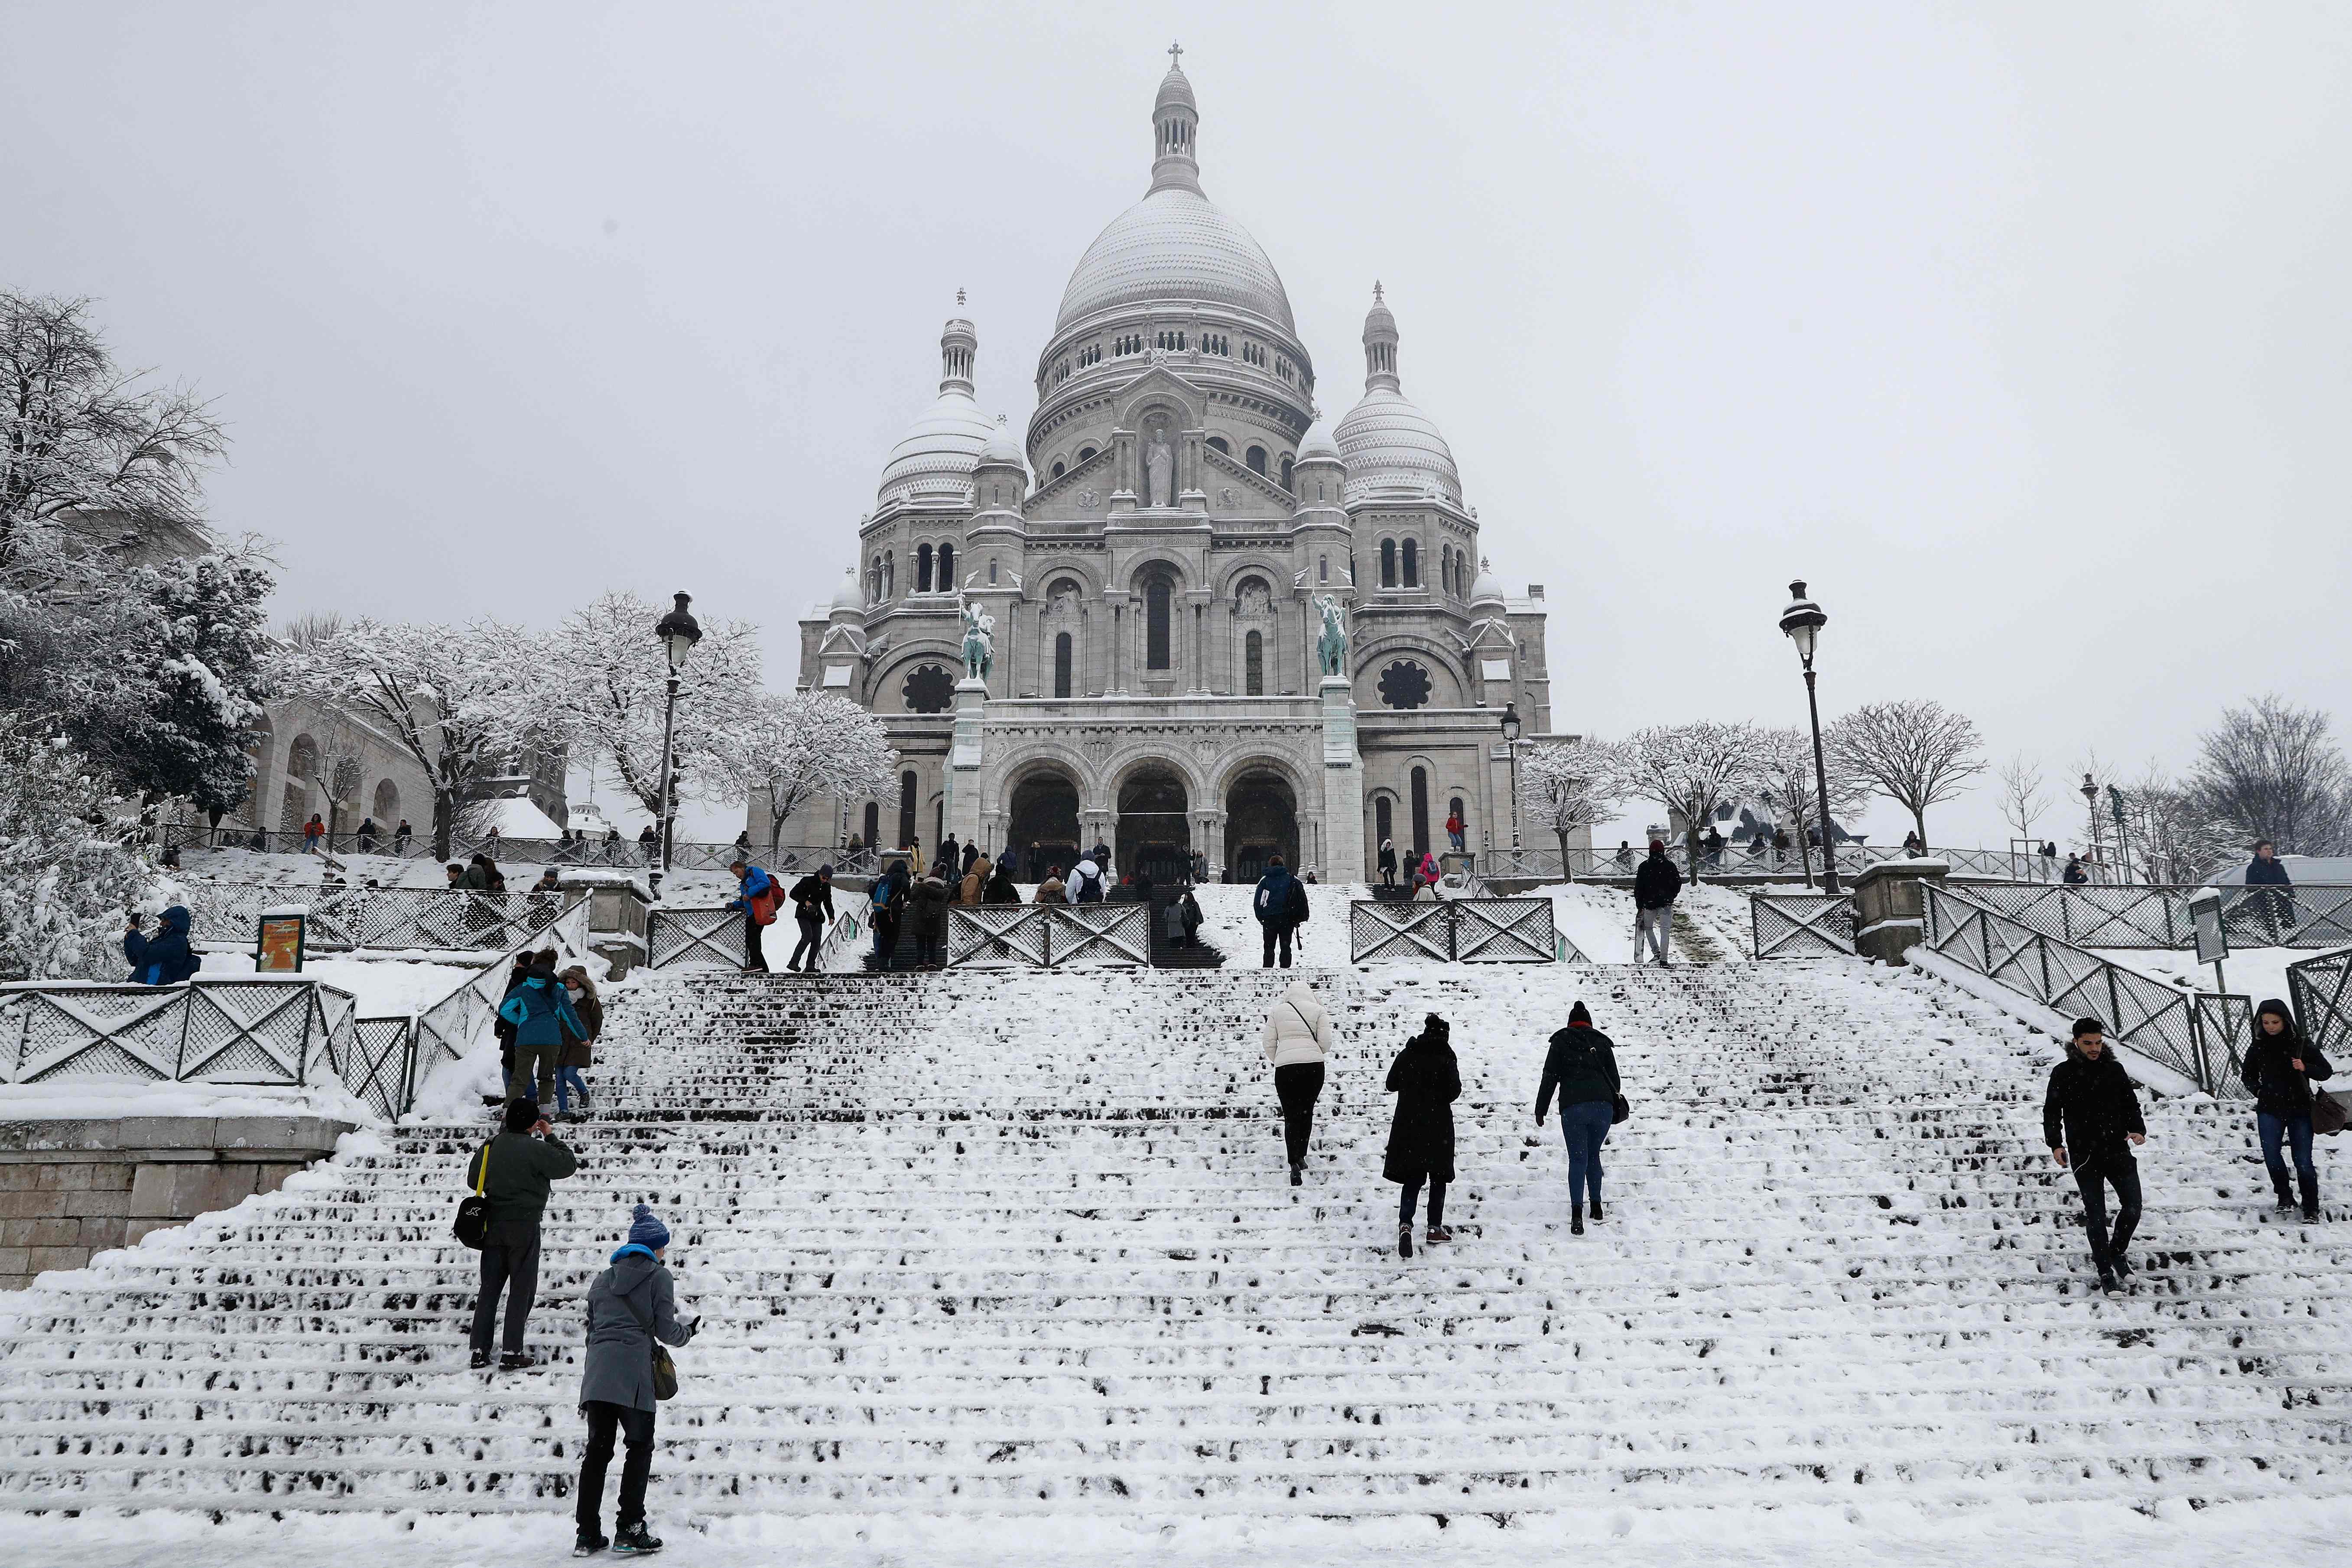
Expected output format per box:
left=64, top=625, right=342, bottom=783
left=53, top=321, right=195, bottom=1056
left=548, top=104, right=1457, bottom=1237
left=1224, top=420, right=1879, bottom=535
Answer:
left=1320, top=675, right=1367, bottom=886
left=1203, top=808, right=1228, bottom=882
left=1850, top=857, right=1950, bottom=967
left=557, top=871, right=653, bottom=978
left=946, top=678, right=987, bottom=852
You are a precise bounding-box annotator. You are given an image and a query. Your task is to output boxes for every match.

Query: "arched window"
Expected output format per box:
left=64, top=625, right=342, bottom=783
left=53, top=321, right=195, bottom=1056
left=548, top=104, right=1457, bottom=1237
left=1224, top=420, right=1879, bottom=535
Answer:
left=1280, top=456, right=1293, bottom=490
left=863, top=801, right=880, bottom=848
left=937, top=542, right=954, bottom=591
left=1052, top=460, right=1066, bottom=478
left=1206, top=436, right=1229, bottom=454
left=1410, top=768, right=1431, bottom=856
left=1244, top=630, right=1264, bottom=695
left=1319, top=555, right=1329, bottom=582
left=883, top=552, right=894, bottom=598
left=1054, top=632, right=1073, bottom=698
left=1078, top=446, right=1097, bottom=463
left=1402, top=539, right=1419, bottom=588
left=1376, top=795, right=1394, bottom=851
left=1381, top=539, right=1397, bottom=588
left=916, top=544, right=933, bottom=594
left=1245, top=445, right=1267, bottom=475
left=1145, top=575, right=1173, bottom=670
left=1440, top=545, right=1451, bottom=596
left=898, top=770, right=917, bottom=850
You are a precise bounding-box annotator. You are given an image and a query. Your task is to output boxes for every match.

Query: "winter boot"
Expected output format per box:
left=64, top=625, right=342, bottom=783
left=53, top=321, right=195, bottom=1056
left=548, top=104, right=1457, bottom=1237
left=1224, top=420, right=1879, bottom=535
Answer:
left=468, top=1349, right=490, bottom=1370
left=499, top=1350, right=535, bottom=1372
left=2273, top=1178, right=2299, bottom=1214
left=612, top=1522, right=663, bottom=1555
left=574, top=1529, right=610, bottom=1557
left=1397, top=1227, right=1413, bottom=1259
left=2112, top=1251, right=2134, bottom=1280
left=2300, top=1170, right=2322, bottom=1222
left=2098, top=1269, right=2122, bottom=1297
left=1424, top=1226, right=1452, bottom=1244
left=1570, top=1204, right=1585, bottom=1237
left=1290, top=1165, right=1303, bottom=1188
left=1587, top=1198, right=1604, bottom=1224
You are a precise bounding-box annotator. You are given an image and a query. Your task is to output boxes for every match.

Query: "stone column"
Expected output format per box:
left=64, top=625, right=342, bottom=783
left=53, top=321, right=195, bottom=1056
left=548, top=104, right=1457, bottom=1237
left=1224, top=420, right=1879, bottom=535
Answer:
left=946, top=678, right=988, bottom=852
left=1203, top=808, right=1228, bottom=882
left=1850, top=857, right=1950, bottom=967
left=1320, top=675, right=1367, bottom=885
left=557, top=871, right=653, bottom=978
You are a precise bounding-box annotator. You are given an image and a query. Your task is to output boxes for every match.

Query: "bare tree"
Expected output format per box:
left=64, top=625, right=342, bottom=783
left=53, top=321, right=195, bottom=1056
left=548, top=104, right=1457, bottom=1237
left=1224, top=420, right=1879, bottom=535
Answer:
left=1514, top=735, right=1624, bottom=882
left=2118, top=763, right=2237, bottom=886
left=2186, top=694, right=2352, bottom=857
left=1997, top=751, right=2047, bottom=847
left=0, top=291, right=227, bottom=580
left=1756, top=726, right=1870, bottom=887
left=1827, top=699, right=1986, bottom=847
left=1619, top=722, right=1764, bottom=881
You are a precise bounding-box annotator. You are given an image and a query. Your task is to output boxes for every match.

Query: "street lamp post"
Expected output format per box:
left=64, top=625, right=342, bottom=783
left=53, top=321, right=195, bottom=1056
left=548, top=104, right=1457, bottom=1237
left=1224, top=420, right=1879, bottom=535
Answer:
left=1501, top=703, right=1523, bottom=874
left=650, top=591, right=703, bottom=898
left=2107, top=784, right=2131, bottom=886
left=1778, top=581, right=1841, bottom=895
left=2080, top=773, right=2104, bottom=882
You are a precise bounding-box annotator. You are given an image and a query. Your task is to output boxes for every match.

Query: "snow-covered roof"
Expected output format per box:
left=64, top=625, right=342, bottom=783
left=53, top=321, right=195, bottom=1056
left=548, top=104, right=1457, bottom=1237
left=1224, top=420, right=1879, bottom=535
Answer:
left=471, top=796, right=562, bottom=838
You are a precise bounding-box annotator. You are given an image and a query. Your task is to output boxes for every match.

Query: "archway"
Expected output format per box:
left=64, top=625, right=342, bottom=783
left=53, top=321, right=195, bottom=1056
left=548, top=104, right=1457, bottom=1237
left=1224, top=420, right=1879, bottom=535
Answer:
left=1225, top=768, right=1299, bottom=883
left=1117, top=765, right=1191, bottom=886
left=371, top=779, right=401, bottom=825
left=1009, top=769, right=1082, bottom=880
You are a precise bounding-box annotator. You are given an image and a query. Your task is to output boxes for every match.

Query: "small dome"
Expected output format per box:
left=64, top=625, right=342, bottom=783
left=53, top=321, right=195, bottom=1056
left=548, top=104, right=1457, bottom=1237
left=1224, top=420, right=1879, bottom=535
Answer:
left=978, top=415, right=1024, bottom=468
left=877, top=386, right=992, bottom=500
left=1296, top=413, right=1341, bottom=463
left=1055, top=187, right=1296, bottom=334
left=830, top=569, right=864, bottom=614
left=1470, top=558, right=1506, bottom=606
left=1334, top=386, right=1462, bottom=503
left=1156, top=62, right=1196, bottom=114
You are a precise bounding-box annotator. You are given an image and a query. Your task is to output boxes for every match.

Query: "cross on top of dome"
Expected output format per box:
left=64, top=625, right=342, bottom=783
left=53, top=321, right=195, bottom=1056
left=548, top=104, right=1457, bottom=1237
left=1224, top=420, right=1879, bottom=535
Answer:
left=1168, top=39, right=1181, bottom=65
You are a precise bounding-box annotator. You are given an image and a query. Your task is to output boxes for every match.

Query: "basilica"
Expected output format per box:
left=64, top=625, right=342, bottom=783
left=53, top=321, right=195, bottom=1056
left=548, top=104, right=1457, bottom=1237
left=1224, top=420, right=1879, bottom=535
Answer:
left=762, top=51, right=1556, bottom=883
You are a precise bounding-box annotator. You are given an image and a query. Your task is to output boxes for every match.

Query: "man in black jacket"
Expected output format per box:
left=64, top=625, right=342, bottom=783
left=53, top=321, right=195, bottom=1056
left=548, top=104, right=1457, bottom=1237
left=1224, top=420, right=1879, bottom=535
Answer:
left=785, top=865, right=836, bottom=973
left=2043, top=1017, right=2148, bottom=1295
left=2245, top=841, right=2297, bottom=939
left=464, top=1099, right=579, bottom=1368
left=1632, top=840, right=1681, bottom=966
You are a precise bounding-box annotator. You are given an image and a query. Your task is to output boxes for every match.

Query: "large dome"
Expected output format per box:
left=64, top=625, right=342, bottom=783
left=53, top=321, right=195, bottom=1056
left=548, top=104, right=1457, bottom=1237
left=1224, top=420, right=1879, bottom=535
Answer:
left=1334, top=387, right=1462, bottom=503
left=1054, top=187, right=1296, bottom=335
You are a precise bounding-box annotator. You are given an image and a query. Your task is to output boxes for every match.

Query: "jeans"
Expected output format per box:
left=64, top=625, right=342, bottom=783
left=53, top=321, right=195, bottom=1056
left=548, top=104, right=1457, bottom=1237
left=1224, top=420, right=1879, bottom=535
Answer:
left=576, top=1400, right=657, bottom=1532
left=1449, top=831, right=1465, bottom=852
left=789, top=914, right=823, bottom=970
left=1559, top=1099, right=1612, bottom=1210
left=2071, top=1152, right=2142, bottom=1273
left=469, top=1216, right=541, bottom=1355
left=1261, top=923, right=1293, bottom=968
left=1274, top=1062, right=1324, bottom=1168
left=1635, top=906, right=1672, bottom=964
left=2258, top=1110, right=2317, bottom=1197
left=555, top=1065, right=590, bottom=1114
left=1399, top=1177, right=1447, bottom=1230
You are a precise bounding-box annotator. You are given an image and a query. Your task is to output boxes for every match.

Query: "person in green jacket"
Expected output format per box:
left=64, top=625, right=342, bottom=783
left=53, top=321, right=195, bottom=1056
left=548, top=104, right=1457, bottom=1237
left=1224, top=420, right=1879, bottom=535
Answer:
left=1535, top=1000, right=1622, bottom=1235
left=463, top=1098, right=579, bottom=1369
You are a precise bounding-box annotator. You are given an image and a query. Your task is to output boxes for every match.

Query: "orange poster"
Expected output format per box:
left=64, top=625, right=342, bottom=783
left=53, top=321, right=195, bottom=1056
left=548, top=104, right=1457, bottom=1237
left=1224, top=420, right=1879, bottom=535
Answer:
left=256, top=914, right=306, bottom=973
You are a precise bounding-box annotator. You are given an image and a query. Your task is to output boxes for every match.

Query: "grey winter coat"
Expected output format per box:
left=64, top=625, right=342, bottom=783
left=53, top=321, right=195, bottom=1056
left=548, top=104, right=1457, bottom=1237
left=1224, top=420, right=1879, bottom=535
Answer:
left=578, top=1246, right=697, bottom=1412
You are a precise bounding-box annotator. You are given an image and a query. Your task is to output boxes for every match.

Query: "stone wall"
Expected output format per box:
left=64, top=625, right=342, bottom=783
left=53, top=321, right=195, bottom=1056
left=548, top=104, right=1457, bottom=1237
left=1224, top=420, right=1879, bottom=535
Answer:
left=0, top=1116, right=353, bottom=1291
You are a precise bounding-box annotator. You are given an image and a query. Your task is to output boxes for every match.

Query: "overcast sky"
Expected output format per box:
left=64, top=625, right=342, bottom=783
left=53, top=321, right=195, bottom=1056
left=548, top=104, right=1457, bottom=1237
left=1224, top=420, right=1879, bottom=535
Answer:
left=8, top=2, right=2349, bottom=849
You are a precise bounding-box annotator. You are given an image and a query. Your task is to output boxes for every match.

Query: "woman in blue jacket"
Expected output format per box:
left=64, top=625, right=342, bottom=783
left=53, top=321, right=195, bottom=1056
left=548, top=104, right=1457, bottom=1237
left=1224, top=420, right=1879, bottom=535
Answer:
left=123, top=907, right=201, bottom=985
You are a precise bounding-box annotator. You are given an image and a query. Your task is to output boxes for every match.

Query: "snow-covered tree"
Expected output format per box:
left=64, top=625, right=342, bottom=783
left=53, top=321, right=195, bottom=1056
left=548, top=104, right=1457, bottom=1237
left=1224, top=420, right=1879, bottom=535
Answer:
left=1996, top=751, right=2047, bottom=848
left=1, top=291, right=226, bottom=582
left=708, top=689, right=898, bottom=858
left=542, top=591, right=766, bottom=828
left=1514, top=735, right=1623, bottom=880
left=1827, top=699, right=1986, bottom=847
left=2117, top=764, right=2238, bottom=886
left=2186, top=694, right=2352, bottom=857
left=1620, top=721, right=1765, bottom=880
left=0, top=717, right=155, bottom=981
left=1755, top=725, right=1870, bottom=886
left=276, top=618, right=548, bottom=860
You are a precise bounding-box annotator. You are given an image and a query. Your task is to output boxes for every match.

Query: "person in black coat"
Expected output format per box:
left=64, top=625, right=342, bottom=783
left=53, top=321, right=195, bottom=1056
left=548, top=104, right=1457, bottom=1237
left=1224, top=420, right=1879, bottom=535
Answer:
left=2042, top=1017, right=2148, bottom=1293
left=2245, top=841, right=2297, bottom=936
left=123, top=906, right=201, bottom=985
left=785, top=866, right=835, bottom=973
left=1632, top=840, right=1681, bottom=965
left=1253, top=855, right=1304, bottom=969
left=1385, top=1014, right=1461, bottom=1256
left=1535, top=1000, right=1621, bottom=1234
left=2242, top=997, right=2333, bottom=1219
left=1377, top=838, right=1398, bottom=888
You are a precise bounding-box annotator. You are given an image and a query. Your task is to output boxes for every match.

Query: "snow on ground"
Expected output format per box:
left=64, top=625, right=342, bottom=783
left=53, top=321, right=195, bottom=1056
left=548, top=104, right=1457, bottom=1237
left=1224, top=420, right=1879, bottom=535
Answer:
left=1187, top=881, right=1373, bottom=967
left=163, top=845, right=741, bottom=902
left=198, top=951, right=484, bottom=1015
left=2092, top=945, right=2309, bottom=1010
left=1673, top=878, right=1760, bottom=960
left=0, top=1078, right=374, bottom=1124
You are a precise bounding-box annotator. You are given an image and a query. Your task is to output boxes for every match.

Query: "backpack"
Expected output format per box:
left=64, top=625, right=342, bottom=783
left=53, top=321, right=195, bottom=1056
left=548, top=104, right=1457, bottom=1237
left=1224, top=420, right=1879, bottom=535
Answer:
left=1286, top=880, right=1310, bottom=925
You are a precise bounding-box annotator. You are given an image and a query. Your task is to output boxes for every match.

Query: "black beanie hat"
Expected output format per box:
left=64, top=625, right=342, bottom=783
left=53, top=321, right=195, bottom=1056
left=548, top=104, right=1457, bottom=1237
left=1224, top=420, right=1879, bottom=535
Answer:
left=1569, top=1001, right=1593, bottom=1026
left=504, top=1099, right=539, bottom=1132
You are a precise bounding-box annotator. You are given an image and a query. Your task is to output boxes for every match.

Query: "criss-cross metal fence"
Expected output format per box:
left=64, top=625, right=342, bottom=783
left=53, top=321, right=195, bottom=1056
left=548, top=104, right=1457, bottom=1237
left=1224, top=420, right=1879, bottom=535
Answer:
left=1348, top=899, right=1558, bottom=964
left=1920, top=881, right=2251, bottom=1097
left=946, top=905, right=1151, bottom=969
left=161, top=822, right=859, bottom=874
left=185, top=884, right=569, bottom=952
left=1751, top=893, right=1858, bottom=959
left=1930, top=881, right=2352, bottom=952
left=407, top=900, right=596, bottom=1096
left=2287, top=947, right=2352, bottom=1061
left=0, top=978, right=357, bottom=1092
left=646, top=908, right=750, bottom=970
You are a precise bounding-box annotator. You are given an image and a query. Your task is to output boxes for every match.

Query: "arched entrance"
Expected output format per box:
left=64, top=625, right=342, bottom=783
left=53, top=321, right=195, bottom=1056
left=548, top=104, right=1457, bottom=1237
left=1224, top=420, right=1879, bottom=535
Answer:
left=1225, top=768, right=1299, bottom=883
left=1117, top=765, right=1191, bottom=886
left=1008, top=769, right=1082, bottom=880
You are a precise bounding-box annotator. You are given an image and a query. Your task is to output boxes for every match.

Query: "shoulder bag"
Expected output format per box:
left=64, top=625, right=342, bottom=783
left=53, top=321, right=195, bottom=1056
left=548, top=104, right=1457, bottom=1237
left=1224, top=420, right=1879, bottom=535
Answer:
left=453, top=1143, right=491, bottom=1249
left=622, top=1286, right=680, bottom=1400
left=2315, top=1088, right=2348, bottom=1138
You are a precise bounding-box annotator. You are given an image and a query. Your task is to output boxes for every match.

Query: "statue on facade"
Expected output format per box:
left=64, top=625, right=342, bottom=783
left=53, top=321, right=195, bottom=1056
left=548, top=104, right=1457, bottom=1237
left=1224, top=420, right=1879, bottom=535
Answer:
left=1144, top=420, right=1174, bottom=507
left=1315, top=594, right=1348, bottom=678
left=959, top=597, right=995, bottom=682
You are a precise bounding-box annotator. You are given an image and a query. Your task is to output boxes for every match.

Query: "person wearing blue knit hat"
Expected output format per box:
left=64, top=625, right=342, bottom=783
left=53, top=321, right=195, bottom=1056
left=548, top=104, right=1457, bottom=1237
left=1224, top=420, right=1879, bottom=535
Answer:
left=574, top=1204, right=698, bottom=1556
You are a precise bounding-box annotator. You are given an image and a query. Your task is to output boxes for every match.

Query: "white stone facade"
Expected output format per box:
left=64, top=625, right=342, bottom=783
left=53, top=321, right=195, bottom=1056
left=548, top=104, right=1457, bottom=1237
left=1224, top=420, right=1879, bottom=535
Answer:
left=766, top=54, right=1559, bottom=882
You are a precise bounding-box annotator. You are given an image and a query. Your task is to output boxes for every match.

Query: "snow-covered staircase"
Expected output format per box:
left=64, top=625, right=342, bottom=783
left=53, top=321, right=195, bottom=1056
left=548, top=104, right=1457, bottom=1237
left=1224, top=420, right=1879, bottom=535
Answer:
left=2, top=960, right=2348, bottom=1526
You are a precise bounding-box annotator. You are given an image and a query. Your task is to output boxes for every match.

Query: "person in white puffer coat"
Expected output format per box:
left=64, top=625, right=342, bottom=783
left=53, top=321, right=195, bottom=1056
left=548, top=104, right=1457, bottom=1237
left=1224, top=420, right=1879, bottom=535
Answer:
left=1262, top=981, right=1333, bottom=1185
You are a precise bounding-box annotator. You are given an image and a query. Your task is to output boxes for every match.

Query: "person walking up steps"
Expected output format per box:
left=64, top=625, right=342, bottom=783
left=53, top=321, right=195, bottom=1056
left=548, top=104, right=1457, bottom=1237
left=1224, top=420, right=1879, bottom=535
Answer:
left=1254, top=854, right=1308, bottom=968
left=726, top=858, right=781, bottom=974
left=499, top=953, right=588, bottom=1109
left=554, top=966, right=602, bottom=1121
left=2043, top=1016, right=2148, bottom=1295
left=573, top=1204, right=699, bottom=1557
left=1535, top=1000, right=1621, bottom=1235
left=464, top=1100, right=577, bottom=1370
left=785, top=865, right=835, bottom=972
left=1262, top=981, right=1332, bottom=1186
left=1633, top=838, right=1681, bottom=966
left=2243, top=998, right=2334, bottom=1220
left=1385, top=1013, right=1461, bottom=1256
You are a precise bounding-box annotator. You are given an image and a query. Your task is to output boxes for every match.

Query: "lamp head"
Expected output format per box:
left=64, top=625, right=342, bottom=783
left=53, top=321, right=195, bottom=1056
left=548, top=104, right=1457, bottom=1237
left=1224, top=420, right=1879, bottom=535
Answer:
left=1778, top=580, right=1826, bottom=666
left=1500, top=702, right=1521, bottom=743
left=2080, top=772, right=2099, bottom=804
left=655, top=592, right=703, bottom=668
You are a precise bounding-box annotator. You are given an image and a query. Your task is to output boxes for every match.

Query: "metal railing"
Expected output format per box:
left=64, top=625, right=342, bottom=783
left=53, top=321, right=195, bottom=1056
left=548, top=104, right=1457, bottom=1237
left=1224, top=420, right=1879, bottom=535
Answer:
left=1348, top=899, right=1558, bottom=964
left=1477, top=843, right=2110, bottom=885
left=2287, top=947, right=2352, bottom=1061
left=646, top=908, right=750, bottom=971
left=1920, top=881, right=2251, bottom=1098
left=185, top=884, right=569, bottom=953
left=1939, top=881, right=2352, bottom=953
left=0, top=977, right=357, bottom=1096
left=947, top=906, right=1151, bottom=969
left=161, top=822, right=865, bottom=874
left=1752, top=893, right=1859, bottom=959
left=407, top=899, right=596, bottom=1102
